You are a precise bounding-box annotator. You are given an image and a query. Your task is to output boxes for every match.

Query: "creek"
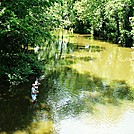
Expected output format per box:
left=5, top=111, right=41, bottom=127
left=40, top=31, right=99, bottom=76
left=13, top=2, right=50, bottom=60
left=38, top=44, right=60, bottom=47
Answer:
left=0, top=30, right=134, bottom=134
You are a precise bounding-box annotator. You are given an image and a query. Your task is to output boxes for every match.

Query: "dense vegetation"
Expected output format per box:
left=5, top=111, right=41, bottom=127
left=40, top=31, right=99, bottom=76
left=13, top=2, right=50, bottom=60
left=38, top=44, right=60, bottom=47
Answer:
left=58, top=0, right=134, bottom=47
left=0, top=0, right=133, bottom=86
left=0, top=0, right=60, bottom=86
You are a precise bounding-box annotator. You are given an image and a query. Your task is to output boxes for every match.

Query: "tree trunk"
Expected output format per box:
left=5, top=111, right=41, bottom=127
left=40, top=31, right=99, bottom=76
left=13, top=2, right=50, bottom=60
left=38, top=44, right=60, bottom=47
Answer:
left=115, top=12, right=120, bottom=44
left=122, top=5, right=133, bottom=47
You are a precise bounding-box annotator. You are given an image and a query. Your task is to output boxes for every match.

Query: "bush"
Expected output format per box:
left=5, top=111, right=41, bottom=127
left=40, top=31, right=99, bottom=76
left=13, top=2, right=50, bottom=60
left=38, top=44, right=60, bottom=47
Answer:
left=0, top=52, right=44, bottom=86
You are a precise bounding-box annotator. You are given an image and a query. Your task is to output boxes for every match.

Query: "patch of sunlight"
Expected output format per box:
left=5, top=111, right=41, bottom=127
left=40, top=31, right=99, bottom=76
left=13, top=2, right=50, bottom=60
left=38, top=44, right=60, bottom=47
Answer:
left=66, top=32, right=134, bottom=88
left=13, top=131, right=27, bottom=134
left=69, top=60, right=93, bottom=75
left=68, top=48, right=134, bottom=88
left=91, top=104, right=123, bottom=124
left=12, top=120, right=54, bottom=134
left=0, top=132, right=8, bottom=134
left=29, top=120, right=54, bottom=134
left=56, top=101, right=134, bottom=134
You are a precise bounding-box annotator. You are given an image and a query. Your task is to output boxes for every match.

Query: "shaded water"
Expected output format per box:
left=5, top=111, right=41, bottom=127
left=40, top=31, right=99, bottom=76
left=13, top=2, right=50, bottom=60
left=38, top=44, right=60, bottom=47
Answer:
left=0, top=30, right=134, bottom=134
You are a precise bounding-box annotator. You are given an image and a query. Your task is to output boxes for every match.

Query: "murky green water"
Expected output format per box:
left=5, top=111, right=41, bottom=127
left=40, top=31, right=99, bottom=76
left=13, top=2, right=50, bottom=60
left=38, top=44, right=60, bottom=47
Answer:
left=1, top=30, right=134, bottom=134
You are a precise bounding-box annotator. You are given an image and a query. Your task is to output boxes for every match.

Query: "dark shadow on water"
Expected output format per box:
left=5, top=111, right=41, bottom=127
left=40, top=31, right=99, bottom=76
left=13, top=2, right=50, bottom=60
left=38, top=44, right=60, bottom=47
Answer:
left=0, top=78, right=49, bottom=133
left=0, top=86, right=31, bottom=133
left=65, top=55, right=96, bottom=62
left=67, top=42, right=106, bottom=53
left=76, top=45, right=105, bottom=52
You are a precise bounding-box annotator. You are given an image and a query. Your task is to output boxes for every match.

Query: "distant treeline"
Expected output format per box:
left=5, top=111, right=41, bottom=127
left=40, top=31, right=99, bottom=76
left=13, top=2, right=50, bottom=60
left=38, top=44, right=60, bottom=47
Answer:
left=62, top=0, right=134, bottom=47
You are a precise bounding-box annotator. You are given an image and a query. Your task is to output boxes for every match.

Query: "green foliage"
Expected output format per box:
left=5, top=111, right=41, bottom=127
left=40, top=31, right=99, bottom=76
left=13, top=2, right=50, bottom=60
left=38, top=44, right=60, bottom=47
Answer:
left=0, top=0, right=133, bottom=86
left=68, top=0, right=133, bottom=47
left=47, top=0, right=74, bottom=29
left=0, top=0, right=55, bottom=53
left=0, top=52, right=44, bottom=85
left=0, top=0, right=61, bottom=86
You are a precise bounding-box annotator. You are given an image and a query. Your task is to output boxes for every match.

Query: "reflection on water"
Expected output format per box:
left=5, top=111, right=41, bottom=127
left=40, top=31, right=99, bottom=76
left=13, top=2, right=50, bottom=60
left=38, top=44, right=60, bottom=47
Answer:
left=45, top=67, right=134, bottom=134
left=1, top=31, right=134, bottom=134
left=55, top=108, right=134, bottom=134
left=67, top=35, right=134, bottom=88
left=46, top=30, right=134, bottom=134
left=61, top=101, right=134, bottom=134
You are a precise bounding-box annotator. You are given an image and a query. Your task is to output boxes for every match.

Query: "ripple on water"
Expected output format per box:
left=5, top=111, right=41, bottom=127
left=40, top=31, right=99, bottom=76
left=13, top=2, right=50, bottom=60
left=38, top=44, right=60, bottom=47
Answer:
left=54, top=102, right=134, bottom=134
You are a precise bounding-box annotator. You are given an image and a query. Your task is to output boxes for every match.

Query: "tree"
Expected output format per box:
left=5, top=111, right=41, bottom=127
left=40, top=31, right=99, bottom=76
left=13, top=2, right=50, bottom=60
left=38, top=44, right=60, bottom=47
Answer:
left=72, top=0, right=133, bottom=47
left=0, top=0, right=60, bottom=85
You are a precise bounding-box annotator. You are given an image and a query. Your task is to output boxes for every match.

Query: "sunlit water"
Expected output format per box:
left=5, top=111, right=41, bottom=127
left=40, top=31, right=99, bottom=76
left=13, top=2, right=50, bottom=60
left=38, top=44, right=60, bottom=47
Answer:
left=67, top=34, right=134, bottom=88
left=54, top=103, right=134, bottom=134
left=1, top=30, right=134, bottom=134
left=24, top=30, right=134, bottom=134
left=46, top=30, right=134, bottom=134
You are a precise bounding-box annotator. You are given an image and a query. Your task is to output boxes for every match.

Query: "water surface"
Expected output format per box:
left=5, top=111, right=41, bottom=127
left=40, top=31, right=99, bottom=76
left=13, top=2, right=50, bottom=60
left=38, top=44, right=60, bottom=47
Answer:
left=47, top=30, right=134, bottom=134
left=1, top=31, right=134, bottom=134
